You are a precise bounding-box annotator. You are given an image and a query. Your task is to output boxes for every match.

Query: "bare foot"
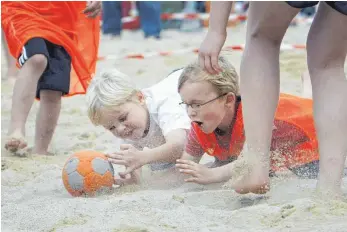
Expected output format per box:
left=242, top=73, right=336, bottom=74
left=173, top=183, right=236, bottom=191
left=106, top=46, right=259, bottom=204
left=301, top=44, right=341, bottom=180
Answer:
left=31, top=147, right=55, bottom=156
left=14, top=147, right=55, bottom=157
left=315, top=178, right=343, bottom=200
left=223, top=151, right=270, bottom=194
left=5, top=130, right=27, bottom=152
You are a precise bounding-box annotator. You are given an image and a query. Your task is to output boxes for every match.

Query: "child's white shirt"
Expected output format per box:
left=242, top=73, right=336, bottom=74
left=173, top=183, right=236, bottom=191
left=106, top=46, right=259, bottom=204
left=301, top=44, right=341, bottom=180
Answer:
left=123, top=69, right=191, bottom=170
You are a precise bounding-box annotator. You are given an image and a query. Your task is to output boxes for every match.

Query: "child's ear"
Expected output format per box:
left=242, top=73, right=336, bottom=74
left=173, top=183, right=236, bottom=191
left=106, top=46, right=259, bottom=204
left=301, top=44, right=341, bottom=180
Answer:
left=136, top=91, right=145, bottom=104
left=225, top=93, right=236, bottom=107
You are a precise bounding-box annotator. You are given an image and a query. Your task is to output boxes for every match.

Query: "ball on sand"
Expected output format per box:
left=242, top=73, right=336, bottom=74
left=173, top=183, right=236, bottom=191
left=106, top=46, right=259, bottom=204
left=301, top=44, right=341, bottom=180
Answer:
left=62, top=150, right=115, bottom=197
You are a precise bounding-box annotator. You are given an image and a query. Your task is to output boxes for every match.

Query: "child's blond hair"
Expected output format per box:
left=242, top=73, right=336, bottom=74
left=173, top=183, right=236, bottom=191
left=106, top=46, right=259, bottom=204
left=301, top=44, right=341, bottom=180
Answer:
left=177, top=55, right=240, bottom=96
left=86, top=69, right=139, bottom=125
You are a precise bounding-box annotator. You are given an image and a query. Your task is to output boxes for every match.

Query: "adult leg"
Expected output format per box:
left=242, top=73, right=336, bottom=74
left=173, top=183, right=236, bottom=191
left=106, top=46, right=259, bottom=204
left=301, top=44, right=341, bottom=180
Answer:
left=229, top=2, right=300, bottom=194
left=301, top=70, right=312, bottom=98
left=101, top=1, right=122, bottom=36
left=137, top=1, right=161, bottom=38
left=306, top=2, right=347, bottom=197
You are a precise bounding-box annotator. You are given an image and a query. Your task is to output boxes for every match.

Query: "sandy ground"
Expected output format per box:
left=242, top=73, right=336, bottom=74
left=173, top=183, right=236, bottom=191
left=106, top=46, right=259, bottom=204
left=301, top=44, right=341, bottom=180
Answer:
left=1, top=24, right=347, bottom=232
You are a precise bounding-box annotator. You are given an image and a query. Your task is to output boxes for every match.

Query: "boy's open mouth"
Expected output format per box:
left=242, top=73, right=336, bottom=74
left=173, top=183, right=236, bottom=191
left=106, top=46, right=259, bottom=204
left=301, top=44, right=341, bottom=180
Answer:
left=194, top=121, right=203, bottom=127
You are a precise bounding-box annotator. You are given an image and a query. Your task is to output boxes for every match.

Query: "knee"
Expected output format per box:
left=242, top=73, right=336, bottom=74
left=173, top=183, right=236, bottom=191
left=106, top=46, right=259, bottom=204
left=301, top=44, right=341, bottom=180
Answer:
left=27, top=54, right=48, bottom=73
left=248, top=26, right=283, bottom=48
left=306, top=38, right=347, bottom=72
left=40, top=90, right=62, bottom=104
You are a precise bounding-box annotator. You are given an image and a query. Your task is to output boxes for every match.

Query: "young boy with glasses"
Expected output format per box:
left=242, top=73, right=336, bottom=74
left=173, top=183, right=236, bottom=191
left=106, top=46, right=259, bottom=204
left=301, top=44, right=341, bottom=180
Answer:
left=176, top=56, right=321, bottom=194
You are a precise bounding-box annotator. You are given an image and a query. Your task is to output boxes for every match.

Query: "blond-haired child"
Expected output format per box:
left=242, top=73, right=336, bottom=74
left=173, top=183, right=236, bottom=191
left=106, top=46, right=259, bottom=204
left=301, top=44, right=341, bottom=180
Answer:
left=176, top=56, right=321, bottom=194
left=86, top=69, right=191, bottom=185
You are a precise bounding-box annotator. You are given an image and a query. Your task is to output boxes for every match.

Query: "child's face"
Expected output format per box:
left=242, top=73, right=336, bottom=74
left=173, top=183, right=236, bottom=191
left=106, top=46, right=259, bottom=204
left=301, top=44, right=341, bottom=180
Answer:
left=98, top=93, right=149, bottom=140
left=179, top=81, right=233, bottom=134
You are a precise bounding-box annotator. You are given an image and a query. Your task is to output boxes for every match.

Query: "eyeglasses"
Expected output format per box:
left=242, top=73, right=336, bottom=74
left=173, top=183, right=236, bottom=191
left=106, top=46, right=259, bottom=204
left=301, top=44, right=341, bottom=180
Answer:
left=179, top=93, right=227, bottom=110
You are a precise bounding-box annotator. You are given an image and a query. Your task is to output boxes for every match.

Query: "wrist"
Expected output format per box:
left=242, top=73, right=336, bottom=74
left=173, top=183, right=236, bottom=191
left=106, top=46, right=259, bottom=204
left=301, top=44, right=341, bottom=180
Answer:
left=213, top=165, right=232, bottom=183
left=139, top=149, right=151, bottom=166
left=208, top=28, right=227, bottom=37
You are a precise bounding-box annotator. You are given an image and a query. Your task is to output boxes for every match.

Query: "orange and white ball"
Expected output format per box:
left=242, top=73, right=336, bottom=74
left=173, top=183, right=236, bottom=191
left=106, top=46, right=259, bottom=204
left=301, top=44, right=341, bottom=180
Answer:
left=62, top=150, right=115, bottom=197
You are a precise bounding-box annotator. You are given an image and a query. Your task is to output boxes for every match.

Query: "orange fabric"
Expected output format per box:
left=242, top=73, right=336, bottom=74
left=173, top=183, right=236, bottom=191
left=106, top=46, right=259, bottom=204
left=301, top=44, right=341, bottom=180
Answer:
left=192, top=93, right=319, bottom=171
left=1, top=1, right=100, bottom=96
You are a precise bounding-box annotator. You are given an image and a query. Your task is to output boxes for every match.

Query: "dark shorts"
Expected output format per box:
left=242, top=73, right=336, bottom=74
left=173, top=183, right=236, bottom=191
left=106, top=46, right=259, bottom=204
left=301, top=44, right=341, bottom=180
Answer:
left=289, top=161, right=347, bottom=179
left=216, top=158, right=347, bottom=179
left=286, top=1, right=347, bottom=15
left=288, top=161, right=319, bottom=179
left=18, top=37, right=71, bottom=99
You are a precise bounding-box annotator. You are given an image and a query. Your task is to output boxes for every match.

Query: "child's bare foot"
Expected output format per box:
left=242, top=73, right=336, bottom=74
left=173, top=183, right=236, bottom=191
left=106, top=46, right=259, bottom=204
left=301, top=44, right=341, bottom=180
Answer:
left=223, top=151, right=270, bottom=194
left=5, top=130, right=27, bottom=152
left=30, top=147, right=55, bottom=156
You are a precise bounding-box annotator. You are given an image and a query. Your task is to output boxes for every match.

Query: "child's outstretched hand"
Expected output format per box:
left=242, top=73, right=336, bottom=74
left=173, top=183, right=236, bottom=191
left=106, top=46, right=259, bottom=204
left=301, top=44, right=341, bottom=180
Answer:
left=176, top=159, right=221, bottom=185
left=83, top=1, right=101, bottom=18
left=198, top=30, right=226, bottom=75
left=106, top=144, right=146, bottom=176
left=114, top=169, right=141, bottom=186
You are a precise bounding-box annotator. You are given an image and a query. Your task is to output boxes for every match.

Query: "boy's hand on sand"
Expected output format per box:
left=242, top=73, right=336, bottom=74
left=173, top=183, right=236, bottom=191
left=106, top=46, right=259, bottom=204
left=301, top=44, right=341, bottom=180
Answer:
left=114, top=169, right=141, bottom=186
left=83, top=1, right=101, bottom=18
left=198, top=30, right=226, bottom=74
left=176, top=159, right=220, bottom=185
left=107, top=144, right=146, bottom=176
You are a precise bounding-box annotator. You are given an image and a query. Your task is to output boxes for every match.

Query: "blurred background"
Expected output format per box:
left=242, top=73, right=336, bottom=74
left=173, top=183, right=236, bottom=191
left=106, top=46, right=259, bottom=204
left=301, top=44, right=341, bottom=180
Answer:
left=100, top=1, right=315, bottom=39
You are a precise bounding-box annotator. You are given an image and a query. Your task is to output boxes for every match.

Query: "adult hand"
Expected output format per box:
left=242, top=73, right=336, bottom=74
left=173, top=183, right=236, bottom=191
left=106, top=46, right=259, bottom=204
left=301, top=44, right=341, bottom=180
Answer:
left=83, top=1, right=101, bottom=18
left=198, top=30, right=227, bottom=74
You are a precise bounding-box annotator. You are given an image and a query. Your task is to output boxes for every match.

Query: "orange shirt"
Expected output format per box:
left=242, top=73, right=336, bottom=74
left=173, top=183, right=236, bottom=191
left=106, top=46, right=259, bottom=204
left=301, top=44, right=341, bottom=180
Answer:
left=186, top=94, right=319, bottom=171
left=1, top=1, right=100, bottom=96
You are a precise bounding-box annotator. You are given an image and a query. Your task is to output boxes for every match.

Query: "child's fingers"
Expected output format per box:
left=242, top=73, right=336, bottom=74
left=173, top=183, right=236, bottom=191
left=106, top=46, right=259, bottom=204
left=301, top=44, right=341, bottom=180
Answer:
left=176, top=159, right=196, bottom=166
left=176, top=163, right=195, bottom=170
left=179, top=169, right=196, bottom=175
left=119, top=170, right=131, bottom=176
left=119, top=167, right=135, bottom=176
left=119, top=172, right=131, bottom=179
left=106, top=153, right=123, bottom=159
left=185, top=177, right=199, bottom=183
left=120, top=144, right=132, bottom=150
left=108, top=158, right=126, bottom=165
left=114, top=177, right=127, bottom=186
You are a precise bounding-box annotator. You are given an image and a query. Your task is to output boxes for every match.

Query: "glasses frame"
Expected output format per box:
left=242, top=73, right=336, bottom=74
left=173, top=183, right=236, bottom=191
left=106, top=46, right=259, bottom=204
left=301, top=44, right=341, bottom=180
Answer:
left=179, top=93, right=227, bottom=110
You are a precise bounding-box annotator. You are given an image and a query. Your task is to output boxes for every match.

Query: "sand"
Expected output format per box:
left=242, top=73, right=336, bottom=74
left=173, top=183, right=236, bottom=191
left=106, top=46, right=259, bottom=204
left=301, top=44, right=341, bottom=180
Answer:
left=2, top=23, right=347, bottom=232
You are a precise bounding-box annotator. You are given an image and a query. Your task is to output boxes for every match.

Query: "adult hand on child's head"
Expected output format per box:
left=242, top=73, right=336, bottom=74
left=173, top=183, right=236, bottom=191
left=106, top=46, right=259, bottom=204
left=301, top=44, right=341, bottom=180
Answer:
left=176, top=159, right=220, bottom=185
left=83, top=1, right=101, bottom=18
left=106, top=144, right=146, bottom=176
left=198, top=30, right=226, bottom=75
